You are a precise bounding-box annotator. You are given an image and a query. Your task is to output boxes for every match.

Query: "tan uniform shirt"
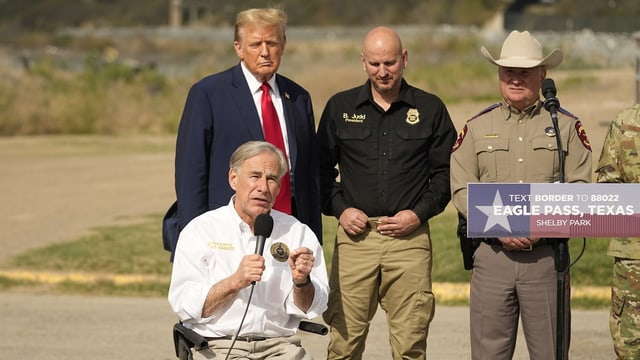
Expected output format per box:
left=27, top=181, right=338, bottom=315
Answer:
left=596, top=103, right=640, bottom=259
left=451, top=99, right=592, bottom=218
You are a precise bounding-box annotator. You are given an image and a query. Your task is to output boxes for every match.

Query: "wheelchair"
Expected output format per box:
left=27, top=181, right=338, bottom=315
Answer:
left=173, top=321, right=328, bottom=360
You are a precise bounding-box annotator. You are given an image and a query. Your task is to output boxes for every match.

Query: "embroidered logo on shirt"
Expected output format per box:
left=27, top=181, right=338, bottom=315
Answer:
left=406, top=108, right=420, bottom=125
left=270, top=242, right=290, bottom=262
left=343, top=113, right=366, bottom=123
left=208, top=242, right=234, bottom=251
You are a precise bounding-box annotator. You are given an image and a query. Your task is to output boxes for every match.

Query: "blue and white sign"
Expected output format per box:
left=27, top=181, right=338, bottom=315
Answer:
left=468, top=183, right=640, bottom=238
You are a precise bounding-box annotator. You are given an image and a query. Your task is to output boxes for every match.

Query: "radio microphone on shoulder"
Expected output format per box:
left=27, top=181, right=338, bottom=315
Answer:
left=254, top=213, right=274, bottom=256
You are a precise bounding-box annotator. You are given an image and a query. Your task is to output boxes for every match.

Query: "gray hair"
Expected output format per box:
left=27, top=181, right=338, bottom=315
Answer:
left=229, top=141, right=288, bottom=179
left=234, top=7, right=287, bottom=43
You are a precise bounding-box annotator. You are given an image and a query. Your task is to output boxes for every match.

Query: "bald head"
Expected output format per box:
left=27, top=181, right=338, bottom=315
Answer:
left=361, top=26, right=407, bottom=101
left=362, top=26, right=403, bottom=56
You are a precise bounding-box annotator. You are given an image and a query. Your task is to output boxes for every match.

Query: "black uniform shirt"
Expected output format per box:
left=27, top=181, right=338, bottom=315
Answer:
left=317, top=79, right=457, bottom=223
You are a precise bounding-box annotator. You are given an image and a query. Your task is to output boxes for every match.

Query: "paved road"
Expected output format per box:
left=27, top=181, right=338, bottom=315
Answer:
left=0, top=293, right=614, bottom=359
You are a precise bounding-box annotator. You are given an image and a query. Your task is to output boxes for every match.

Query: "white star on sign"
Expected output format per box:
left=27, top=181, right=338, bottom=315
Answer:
left=475, top=190, right=512, bottom=233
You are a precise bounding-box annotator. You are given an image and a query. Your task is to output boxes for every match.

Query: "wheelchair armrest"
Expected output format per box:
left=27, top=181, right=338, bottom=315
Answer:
left=298, top=320, right=328, bottom=335
left=173, top=322, right=208, bottom=357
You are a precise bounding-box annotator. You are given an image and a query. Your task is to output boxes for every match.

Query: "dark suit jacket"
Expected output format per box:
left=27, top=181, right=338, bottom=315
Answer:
left=164, top=64, right=321, bottom=258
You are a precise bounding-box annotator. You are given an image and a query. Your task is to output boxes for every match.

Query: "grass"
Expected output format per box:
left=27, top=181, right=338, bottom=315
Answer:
left=0, top=214, right=172, bottom=296
left=0, top=208, right=613, bottom=308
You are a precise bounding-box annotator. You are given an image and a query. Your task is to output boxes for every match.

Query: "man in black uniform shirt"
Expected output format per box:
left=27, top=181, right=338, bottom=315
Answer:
left=316, top=26, right=457, bottom=360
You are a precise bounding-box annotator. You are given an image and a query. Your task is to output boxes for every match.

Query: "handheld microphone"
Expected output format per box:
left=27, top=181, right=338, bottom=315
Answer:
left=253, top=213, right=274, bottom=256
left=229, top=214, right=274, bottom=358
left=542, top=78, right=560, bottom=114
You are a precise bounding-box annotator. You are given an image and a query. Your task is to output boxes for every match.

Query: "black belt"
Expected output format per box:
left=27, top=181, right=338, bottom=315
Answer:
left=206, top=336, right=267, bottom=343
left=481, top=238, right=553, bottom=251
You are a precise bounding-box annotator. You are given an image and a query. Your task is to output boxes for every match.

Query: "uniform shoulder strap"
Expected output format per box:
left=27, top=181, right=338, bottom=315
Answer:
left=452, top=103, right=501, bottom=153
left=558, top=106, right=578, bottom=120
left=467, top=102, right=501, bottom=123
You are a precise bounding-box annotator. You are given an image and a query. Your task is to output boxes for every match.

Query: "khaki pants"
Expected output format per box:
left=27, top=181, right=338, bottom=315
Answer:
left=192, top=336, right=311, bottom=360
left=324, top=221, right=435, bottom=360
left=470, top=242, right=570, bottom=360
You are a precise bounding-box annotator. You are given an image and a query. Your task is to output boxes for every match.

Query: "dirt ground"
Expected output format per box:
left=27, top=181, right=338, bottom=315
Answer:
left=0, top=67, right=633, bottom=359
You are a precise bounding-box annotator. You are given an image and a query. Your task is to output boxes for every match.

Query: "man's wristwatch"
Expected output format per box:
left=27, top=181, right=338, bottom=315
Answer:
left=294, top=275, right=312, bottom=288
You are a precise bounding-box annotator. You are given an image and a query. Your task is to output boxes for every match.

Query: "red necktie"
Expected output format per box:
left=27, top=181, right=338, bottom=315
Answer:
left=260, top=82, right=291, bottom=214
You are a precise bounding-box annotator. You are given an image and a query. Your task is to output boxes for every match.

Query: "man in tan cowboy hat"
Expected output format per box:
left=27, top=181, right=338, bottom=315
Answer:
left=450, top=30, right=592, bottom=359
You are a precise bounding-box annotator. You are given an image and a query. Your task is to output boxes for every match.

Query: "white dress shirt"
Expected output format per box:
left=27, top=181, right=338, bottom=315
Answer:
left=241, top=61, right=291, bottom=159
left=168, top=198, right=329, bottom=337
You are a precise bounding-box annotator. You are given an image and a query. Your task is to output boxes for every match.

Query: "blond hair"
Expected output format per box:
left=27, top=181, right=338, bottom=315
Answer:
left=234, top=8, right=287, bottom=43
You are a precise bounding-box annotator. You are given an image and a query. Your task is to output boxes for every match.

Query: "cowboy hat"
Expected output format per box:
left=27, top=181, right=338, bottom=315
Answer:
left=481, top=30, right=563, bottom=69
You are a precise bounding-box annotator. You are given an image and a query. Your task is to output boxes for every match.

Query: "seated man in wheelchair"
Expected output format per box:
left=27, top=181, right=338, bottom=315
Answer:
left=168, top=141, right=329, bottom=359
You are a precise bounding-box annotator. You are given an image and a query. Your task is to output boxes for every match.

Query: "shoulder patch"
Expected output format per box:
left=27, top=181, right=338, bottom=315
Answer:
left=575, top=120, right=591, bottom=151
left=451, top=124, right=468, bottom=153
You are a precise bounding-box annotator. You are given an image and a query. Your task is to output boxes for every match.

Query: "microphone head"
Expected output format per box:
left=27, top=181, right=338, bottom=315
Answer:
left=541, top=78, right=560, bottom=113
left=254, top=213, right=274, bottom=237
left=541, top=78, right=557, bottom=99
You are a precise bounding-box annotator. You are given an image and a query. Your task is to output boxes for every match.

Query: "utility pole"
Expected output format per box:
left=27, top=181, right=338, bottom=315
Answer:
left=169, top=0, right=182, bottom=28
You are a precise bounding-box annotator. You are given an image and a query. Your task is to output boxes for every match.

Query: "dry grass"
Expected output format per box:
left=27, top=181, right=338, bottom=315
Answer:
left=0, top=30, right=637, bottom=156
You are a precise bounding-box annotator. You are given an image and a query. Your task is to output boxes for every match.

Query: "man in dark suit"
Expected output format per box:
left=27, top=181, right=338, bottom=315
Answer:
left=163, top=7, right=321, bottom=260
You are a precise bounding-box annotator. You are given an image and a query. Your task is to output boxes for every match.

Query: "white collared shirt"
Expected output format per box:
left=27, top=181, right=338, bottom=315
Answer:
left=240, top=62, right=291, bottom=159
left=168, top=198, right=329, bottom=337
